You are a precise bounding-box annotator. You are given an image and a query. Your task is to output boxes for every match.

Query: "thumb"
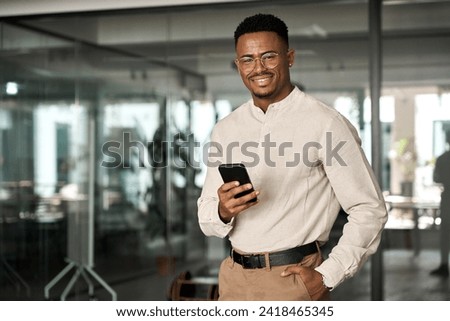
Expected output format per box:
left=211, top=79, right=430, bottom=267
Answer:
left=280, top=267, right=295, bottom=277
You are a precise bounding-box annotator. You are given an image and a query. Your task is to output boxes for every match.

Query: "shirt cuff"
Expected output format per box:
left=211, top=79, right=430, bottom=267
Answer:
left=314, top=258, right=346, bottom=290
left=211, top=202, right=235, bottom=234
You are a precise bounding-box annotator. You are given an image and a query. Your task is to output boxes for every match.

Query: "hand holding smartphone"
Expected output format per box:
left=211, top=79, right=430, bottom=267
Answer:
left=218, top=163, right=257, bottom=202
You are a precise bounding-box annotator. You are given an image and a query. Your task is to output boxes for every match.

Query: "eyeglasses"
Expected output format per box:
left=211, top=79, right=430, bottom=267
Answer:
left=235, top=51, right=282, bottom=73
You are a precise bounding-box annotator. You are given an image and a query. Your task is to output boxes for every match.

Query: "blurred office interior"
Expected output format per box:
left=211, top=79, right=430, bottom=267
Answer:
left=0, top=0, right=449, bottom=300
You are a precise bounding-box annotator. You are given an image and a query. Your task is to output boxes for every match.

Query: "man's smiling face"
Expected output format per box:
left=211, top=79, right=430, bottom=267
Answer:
left=235, top=31, right=295, bottom=110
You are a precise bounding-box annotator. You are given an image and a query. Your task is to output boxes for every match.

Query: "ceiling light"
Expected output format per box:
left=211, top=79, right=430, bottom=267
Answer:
left=6, top=82, right=18, bottom=95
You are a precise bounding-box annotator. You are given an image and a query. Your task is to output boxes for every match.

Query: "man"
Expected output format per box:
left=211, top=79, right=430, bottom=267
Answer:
left=430, top=131, right=450, bottom=277
left=197, top=13, right=387, bottom=300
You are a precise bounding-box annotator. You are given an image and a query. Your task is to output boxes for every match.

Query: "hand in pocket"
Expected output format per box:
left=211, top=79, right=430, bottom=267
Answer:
left=281, top=266, right=329, bottom=301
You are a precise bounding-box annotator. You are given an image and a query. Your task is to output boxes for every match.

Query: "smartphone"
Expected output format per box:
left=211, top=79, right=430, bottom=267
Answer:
left=218, top=163, right=257, bottom=202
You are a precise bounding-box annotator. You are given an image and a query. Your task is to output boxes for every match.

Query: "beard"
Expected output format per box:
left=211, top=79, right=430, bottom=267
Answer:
left=248, top=72, right=275, bottom=99
left=253, top=90, right=274, bottom=99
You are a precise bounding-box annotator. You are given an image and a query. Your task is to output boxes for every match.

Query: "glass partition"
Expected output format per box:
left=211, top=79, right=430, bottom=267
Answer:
left=0, top=19, right=208, bottom=300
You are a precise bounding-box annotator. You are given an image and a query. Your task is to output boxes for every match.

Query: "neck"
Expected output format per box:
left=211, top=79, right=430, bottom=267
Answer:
left=252, top=84, right=295, bottom=113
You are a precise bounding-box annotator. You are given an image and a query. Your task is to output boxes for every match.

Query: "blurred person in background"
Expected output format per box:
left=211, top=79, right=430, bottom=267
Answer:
left=430, top=131, right=450, bottom=277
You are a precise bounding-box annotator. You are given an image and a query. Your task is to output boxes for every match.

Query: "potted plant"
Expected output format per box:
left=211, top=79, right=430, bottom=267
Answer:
left=390, top=137, right=417, bottom=196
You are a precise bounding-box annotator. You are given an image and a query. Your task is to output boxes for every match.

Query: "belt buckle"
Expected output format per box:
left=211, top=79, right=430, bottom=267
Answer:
left=242, top=254, right=263, bottom=269
left=241, top=255, right=252, bottom=268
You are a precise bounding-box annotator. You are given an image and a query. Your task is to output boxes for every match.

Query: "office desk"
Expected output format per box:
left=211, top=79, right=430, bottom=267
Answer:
left=385, top=195, right=440, bottom=255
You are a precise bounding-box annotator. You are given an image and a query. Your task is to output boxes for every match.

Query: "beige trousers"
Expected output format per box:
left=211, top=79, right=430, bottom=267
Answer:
left=218, top=250, right=328, bottom=301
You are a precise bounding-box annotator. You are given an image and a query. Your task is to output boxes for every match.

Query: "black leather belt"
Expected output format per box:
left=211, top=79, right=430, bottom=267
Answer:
left=231, top=242, right=318, bottom=269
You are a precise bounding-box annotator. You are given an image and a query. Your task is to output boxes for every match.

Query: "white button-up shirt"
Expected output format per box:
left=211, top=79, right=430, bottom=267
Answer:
left=197, top=87, right=387, bottom=288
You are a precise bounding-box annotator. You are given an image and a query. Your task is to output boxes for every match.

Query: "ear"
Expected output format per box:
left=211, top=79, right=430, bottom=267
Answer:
left=287, top=49, right=295, bottom=67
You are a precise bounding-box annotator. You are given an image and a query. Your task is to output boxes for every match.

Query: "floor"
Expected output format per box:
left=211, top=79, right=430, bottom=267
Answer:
left=333, top=249, right=450, bottom=301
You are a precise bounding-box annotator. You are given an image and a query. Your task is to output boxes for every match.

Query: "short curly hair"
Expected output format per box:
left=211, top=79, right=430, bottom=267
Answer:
left=234, top=13, right=289, bottom=47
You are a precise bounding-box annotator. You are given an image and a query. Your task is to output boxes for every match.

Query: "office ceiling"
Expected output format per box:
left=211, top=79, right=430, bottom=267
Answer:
left=1, top=0, right=450, bottom=102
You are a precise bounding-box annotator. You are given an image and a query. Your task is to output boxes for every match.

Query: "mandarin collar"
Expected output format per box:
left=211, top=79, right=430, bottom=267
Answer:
left=249, top=86, right=301, bottom=113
